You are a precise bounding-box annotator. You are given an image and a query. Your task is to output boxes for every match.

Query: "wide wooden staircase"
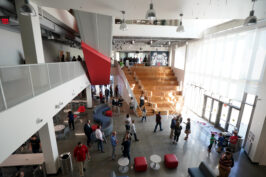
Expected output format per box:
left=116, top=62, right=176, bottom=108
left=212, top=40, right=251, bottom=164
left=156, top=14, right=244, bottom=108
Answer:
left=122, top=66, right=184, bottom=117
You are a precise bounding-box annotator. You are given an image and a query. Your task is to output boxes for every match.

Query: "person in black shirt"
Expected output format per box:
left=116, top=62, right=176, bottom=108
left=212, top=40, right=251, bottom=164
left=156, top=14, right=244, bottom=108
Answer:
left=29, top=135, right=41, bottom=153
left=68, top=111, right=75, bottom=130
left=184, top=118, right=191, bottom=140
left=154, top=112, right=163, bottom=132
left=122, top=133, right=131, bottom=160
left=84, top=120, right=92, bottom=147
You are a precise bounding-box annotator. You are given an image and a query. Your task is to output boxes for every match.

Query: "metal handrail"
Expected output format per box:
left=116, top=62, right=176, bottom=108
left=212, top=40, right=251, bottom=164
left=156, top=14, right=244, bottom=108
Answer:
left=117, top=65, right=140, bottom=114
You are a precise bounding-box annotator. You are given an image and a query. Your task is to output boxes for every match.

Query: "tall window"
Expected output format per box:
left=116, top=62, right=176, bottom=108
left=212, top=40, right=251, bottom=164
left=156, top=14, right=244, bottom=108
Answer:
left=174, top=46, right=186, bottom=70
left=184, top=27, right=266, bottom=104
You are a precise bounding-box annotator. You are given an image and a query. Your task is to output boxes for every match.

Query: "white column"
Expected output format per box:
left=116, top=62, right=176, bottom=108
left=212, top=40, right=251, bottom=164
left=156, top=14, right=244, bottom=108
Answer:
left=86, top=85, right=92, bottom=108
left=15, top=0, right=45, bottom=64
left=39, top=118, right=59, bottom=174
left=247, top=63, right=266, bottom=165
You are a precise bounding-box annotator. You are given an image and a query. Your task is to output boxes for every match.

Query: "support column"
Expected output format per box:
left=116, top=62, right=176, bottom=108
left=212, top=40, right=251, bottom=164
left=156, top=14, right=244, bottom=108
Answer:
left=86, top=85, right=92, bottom=108
left=15, top=0, right=45, bottom=64
left=39, top=118, right=59, bottom=174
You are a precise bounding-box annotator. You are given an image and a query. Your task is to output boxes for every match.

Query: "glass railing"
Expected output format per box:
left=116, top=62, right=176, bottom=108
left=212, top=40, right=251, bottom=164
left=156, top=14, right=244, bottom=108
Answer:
left=0, top=62, right=86, bottom=112
left=117, top=64, right=139, bottom=111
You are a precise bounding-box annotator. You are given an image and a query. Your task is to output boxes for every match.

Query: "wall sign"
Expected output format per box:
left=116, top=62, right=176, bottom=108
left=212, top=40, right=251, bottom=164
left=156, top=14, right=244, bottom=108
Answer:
left=150, top=51, right=169, bottom=66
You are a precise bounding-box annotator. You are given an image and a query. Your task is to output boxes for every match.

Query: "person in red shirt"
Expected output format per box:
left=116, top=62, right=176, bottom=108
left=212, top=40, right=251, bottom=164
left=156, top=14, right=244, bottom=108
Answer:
left=229, top=131, right=238, bottom=152
left=74, top=142, right=89, bottom=177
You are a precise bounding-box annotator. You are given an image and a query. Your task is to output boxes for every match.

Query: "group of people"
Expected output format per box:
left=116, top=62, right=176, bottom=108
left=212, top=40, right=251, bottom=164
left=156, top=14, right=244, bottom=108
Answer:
left=122, top=55, right=149, bottom=66
left=60, top=54, right=83, bottom=62
left=170, top=115, right=191, bottom=144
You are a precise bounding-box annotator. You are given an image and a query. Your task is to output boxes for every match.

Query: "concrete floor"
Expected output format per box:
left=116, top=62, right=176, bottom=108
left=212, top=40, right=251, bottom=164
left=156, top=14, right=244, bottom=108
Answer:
left=53, top=99, right=266, bottom=177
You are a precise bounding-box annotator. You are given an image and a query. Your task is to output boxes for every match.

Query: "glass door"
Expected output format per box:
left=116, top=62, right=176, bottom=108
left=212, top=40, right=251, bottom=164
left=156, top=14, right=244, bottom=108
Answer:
left=219, top=104, right=229, bottom=129
left=238, top=104, right=253, bottom=139
left=204, top=97, right=213, bottom=120
left=210, top=100, right=219, bottom=123
left=228, top=108, right=240, bottom=133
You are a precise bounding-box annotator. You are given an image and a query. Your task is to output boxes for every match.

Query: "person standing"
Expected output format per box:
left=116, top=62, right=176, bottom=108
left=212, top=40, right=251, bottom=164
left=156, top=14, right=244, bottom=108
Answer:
left=125, top=114, right=132, bottom=132
left=129, top=97, right=134, bottom=114
left=68, top=111, right=75, bottom=130
left=110, top=131, right=118, bottom=160
left=218, top=148, right=234, bottom=177
left=110, top=86, right=113, bottom=98
left=184, top=118, right=191, bottom=140
left=170, top=116, right=177, bottom=139
left=208, top=133, right=216, bottom=153
left=29, top=135, right=41, bottom=153
left=105, top=87, right=110, bottom=103
left=141, top=106, right=147, bottom=122
left=121, top=133, right=131, bottom=161
left=130, top=120, right=139, bottom=141
left=73, top=142, right=89, bottom=177
left=154, top=112, right=163, bottom=132
left=95, top=125, right=104, bottom=153
left=77, top=55, right=82, bottom=61
left=173, top=121, right=182, bottom=144
left=229, top=131, right=239, bottom=152
left=83, top=120, right=92, bottom=147
left=139, top=93, right=145, bottom=108
left=115, top=85, right=119, bottom=97
left=217, top=133, right=225, bottom=153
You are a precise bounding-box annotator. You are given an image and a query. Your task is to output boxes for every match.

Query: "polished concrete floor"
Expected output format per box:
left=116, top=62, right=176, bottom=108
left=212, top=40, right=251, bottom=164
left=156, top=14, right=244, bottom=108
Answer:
left=54, top=99, right=266, bottom=177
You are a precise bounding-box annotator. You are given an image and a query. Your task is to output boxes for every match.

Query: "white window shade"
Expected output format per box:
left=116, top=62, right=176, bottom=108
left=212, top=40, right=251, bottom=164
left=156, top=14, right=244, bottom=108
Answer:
left=185, top=27, right=266, bottom=102
left=174, top=46, right=186, bottom=70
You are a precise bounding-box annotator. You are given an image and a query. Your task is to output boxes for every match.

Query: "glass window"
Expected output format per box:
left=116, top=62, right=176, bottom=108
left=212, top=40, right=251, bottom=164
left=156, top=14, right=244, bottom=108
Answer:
left=246, top=94, right=256, bottom=105
left=230, top=100, right=241, bottom=108
left=210, top=100, right=219, bottom=123
left=220, top=104, right=229, bottom=129
left=238, top=104, right=253, bottom=138
left=204, top=97, right=212, bottom=119
left=228, top=108, right=239, bottom=133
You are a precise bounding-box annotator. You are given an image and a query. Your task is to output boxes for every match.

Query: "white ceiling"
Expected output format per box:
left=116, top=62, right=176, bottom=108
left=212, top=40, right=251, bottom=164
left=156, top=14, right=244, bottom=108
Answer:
left=35, top=0, right=266, bottom=20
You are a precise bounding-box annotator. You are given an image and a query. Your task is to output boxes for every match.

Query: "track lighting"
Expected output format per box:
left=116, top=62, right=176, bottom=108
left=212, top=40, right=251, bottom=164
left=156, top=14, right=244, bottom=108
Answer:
left=146, top=0, right=156, bottom=21
left=120, top=11, right=128, bottom=31
left=243, top=0, right=257, bottom=26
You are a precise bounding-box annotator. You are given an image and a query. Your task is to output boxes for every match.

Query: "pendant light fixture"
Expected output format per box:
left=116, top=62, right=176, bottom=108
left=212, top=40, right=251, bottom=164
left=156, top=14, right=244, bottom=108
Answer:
left=146, top=0, right=156, bottom=21
left=243, top=0, right=257, bottom=26
left=19, top=0, right=37, bottom=16
left=120, top=11, right=128, bottom=31
left=176, top=13, right=184, bottom=32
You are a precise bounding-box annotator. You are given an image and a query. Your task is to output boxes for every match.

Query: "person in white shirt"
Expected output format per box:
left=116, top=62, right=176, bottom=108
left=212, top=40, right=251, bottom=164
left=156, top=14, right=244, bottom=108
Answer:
left=139, top=93, right=145, bottom=108
left=130, top=120, right=139, bottom=141
left=95, top=125, right=104, bottom=153
left=125, top=114, right=131, bottom=132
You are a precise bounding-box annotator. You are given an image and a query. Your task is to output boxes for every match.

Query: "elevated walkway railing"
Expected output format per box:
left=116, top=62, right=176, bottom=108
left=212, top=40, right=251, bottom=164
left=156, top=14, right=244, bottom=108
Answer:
left=0, top=62, right=86, bottom=112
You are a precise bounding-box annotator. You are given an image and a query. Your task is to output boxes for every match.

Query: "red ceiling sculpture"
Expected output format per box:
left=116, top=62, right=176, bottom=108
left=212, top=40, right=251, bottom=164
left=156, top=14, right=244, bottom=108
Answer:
left=81, top=41, right=111, bottom=85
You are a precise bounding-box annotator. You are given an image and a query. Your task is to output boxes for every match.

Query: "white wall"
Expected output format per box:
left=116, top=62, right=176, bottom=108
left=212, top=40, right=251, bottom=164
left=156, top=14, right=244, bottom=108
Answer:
left=248, top=63, right=266, bottom=165
left=43, top=39, right=84, bottom=63
left=0, top=27, right=24, bottom=66
left=0, top=27, right=83, bottom=65
left=0, top=74, right=89, bottom=163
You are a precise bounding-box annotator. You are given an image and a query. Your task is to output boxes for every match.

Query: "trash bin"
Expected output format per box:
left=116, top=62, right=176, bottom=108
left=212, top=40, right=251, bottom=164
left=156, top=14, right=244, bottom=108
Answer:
left=59, top=152, right=73, bottom=175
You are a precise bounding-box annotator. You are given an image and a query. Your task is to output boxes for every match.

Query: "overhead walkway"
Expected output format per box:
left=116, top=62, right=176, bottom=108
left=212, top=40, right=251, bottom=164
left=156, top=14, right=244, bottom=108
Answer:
left=0, top=62, right=90, bottom=163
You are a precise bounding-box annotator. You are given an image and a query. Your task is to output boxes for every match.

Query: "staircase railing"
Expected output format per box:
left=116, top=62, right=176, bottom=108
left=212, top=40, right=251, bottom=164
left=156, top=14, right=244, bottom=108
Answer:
left=117, top=65, right=140, bottom=114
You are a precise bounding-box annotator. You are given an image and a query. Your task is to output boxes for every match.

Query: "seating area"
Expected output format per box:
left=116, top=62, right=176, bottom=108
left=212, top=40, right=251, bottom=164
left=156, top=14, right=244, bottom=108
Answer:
left=188, top=162, right=216, bottom=177
left=93, top=104, right=113, bottom=136
left=122, top=66, right=184, bottom=116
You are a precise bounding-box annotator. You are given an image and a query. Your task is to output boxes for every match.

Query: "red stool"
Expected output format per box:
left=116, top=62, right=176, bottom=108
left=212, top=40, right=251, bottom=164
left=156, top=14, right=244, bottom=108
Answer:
left=77, top=106, right=86, bottom=113
left=91, top=124, right=98, bottom=131
left=164, top=154, right=178, bottom=169
left=105, top=110, right=112, bottom=117
left=134, top=157, right=147, bottom=172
